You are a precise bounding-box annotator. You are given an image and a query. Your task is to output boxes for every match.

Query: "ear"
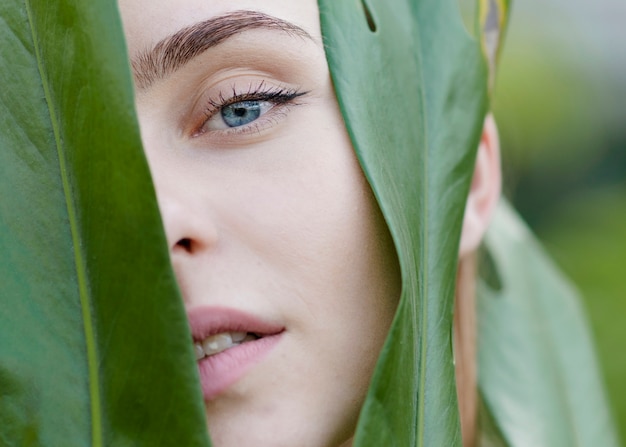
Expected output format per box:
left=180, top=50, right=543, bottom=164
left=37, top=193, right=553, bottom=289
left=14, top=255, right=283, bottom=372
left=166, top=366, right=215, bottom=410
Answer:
left=459, top=114, right=501, bottom=258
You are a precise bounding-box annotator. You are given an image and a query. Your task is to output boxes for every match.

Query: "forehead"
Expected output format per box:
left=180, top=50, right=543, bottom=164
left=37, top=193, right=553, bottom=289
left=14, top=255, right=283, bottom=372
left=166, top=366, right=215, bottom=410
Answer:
left=118, top=0, right=321, bottom=56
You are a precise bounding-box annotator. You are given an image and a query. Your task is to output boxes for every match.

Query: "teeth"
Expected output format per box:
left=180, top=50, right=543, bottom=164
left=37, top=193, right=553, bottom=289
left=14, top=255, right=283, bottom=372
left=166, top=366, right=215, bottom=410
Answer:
left=231, top=331, right=247, bottom=342
left=202, top=333, right=232, bottom=355
left=196, top=332, right=254, bottom=359
left=194, top=342, right=205, bottom=360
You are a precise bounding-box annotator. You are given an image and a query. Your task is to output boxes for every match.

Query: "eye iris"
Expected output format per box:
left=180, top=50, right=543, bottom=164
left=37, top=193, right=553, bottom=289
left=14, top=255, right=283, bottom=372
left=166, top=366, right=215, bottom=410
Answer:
left=221, top=101, right=262, bottom=127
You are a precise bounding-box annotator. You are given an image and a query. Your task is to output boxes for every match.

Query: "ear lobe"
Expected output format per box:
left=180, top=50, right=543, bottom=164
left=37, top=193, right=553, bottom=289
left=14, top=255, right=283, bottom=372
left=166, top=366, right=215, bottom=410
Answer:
left=459, top=114, right=501, bottom=258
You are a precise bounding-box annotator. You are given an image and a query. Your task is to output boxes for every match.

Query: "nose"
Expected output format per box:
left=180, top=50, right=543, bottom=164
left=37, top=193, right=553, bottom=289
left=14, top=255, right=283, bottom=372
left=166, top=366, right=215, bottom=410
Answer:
left=139, top=113, right=222, bottom=306
left=157, top=186, right=220, bottom=257
left=150, top=175, right=221, bottom=306
left=138, top=115, right=219, bottom=258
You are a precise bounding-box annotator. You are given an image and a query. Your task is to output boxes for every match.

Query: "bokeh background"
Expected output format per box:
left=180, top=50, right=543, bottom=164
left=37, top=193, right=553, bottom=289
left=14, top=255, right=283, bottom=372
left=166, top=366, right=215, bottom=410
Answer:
left=466, top=0, right=626, bottom=441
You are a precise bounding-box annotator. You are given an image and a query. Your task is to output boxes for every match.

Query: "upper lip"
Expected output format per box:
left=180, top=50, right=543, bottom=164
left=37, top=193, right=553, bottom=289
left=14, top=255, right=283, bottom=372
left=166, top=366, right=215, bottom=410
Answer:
left=187, top=306, right=285, bottom=342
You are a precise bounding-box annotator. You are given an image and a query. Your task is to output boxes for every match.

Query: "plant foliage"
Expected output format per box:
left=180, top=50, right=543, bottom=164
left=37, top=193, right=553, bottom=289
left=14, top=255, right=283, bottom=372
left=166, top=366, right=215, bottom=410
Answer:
left=320, top=0, right=618, bottom=446
left=0, top=0, right=618, bottom=446
left=319, top=0, right=489, bottom=445
left=477, top=202, right=621, bottom=447
left=0, top=1, right=210, bottom=445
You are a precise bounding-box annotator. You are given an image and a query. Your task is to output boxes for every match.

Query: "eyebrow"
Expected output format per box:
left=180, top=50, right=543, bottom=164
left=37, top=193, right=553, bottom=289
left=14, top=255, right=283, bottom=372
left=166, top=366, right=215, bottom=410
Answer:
left=131, top=10, right=314, bottom=90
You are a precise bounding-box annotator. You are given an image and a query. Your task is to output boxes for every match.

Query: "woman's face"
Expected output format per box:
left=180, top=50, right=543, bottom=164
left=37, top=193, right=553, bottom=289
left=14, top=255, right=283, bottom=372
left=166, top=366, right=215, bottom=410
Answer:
left=118, top=1, right=401, bottom=445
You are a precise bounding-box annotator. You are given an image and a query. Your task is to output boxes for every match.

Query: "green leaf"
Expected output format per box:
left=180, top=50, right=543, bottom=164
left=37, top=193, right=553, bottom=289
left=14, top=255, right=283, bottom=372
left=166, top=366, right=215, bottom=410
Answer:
left=318, top=0, right=489, bottom=445
left=320, top=1, right=616, bottom=446
left=477, top=201, right=621, bottom=447
left=0, top=1, right=210, bottom=445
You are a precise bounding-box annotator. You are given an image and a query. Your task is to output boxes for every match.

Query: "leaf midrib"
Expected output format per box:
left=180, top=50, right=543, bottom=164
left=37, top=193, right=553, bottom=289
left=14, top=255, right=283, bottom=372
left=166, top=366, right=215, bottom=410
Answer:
left=24, top=1, right=103, bottom=445
left=413, top=13, right=430, bottom=447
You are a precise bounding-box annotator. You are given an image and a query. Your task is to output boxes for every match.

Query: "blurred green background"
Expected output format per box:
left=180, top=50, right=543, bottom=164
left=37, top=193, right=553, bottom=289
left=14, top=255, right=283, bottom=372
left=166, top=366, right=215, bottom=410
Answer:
left=489, top=0, right=625, bottom=441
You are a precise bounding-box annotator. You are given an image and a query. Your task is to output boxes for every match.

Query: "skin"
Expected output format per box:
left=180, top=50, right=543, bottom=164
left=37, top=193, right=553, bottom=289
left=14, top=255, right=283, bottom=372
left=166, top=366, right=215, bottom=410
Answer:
left=118, top=1, right=401, bottom=446
left=118, top=1, right=501, bottom=445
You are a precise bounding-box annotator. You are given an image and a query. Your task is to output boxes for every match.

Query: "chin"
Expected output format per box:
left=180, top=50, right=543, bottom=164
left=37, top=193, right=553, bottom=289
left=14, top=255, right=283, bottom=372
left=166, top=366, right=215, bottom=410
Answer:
left=203, top=379, right=358, bottom=447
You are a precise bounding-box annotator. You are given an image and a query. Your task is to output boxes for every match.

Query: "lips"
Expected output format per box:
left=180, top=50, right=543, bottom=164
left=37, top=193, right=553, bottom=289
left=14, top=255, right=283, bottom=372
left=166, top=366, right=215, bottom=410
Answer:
left=187, top=307, right=284, bottom=400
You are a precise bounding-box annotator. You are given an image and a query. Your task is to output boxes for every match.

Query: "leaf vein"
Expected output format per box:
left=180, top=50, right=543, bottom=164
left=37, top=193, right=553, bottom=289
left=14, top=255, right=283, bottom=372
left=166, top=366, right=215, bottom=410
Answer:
left=23, top=2, right=103, bottom=445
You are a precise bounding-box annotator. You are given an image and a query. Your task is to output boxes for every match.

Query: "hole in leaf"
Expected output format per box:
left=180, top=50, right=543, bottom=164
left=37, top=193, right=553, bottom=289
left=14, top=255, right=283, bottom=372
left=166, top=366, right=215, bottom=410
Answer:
left=361, top=0, right=377, bottom=32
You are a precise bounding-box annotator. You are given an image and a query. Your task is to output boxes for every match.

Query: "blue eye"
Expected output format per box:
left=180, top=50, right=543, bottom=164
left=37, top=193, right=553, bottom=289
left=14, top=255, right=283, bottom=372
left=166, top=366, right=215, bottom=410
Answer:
left=221, top=100, right=262, bottom=128
left=198, top=87, right=307, bottom=135
left=203, top=99, right=274, bottom=132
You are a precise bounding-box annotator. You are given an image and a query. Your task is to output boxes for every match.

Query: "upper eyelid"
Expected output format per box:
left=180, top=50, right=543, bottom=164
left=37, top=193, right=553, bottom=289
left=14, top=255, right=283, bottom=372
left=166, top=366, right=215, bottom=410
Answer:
left=206, top=84, right=307, bottom=110
left=199, top=86, right=307, bottom=124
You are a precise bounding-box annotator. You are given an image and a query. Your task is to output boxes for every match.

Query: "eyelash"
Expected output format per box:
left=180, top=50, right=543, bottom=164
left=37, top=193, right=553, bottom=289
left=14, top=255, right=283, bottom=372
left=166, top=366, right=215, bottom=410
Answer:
left=194, top=83, right=307, bottom=137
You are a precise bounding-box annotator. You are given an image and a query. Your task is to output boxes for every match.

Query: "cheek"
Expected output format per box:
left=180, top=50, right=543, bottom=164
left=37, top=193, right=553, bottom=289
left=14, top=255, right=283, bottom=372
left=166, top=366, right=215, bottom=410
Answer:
left=267, top=98, right=401, bottom=383
left=242, top=91, right=401, bottom=332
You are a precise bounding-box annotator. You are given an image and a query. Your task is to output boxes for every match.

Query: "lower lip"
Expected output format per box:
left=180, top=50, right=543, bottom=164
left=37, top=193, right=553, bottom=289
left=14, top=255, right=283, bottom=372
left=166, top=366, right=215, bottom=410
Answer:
left=197, top=332, right=283, bottom=400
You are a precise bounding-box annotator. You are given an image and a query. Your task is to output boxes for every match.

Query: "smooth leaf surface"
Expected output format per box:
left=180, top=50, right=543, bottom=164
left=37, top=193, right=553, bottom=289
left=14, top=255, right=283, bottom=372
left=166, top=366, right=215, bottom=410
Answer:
left=0, top=1, right=210, bottom=445
left=319, top=0, right=490, bottom=445
left=477, top=202, right=620, bottom=447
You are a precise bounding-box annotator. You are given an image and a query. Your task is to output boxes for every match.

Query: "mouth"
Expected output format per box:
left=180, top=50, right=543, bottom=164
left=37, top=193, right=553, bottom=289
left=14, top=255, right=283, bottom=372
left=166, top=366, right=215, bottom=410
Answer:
left=194, top=331, right=261, bottom=359
left=187, top=307, right=284, bottom=400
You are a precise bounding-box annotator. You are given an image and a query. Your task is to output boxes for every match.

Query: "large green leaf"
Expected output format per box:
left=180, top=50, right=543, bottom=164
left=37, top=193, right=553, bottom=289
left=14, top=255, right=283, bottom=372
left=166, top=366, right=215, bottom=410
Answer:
left=477, top=202, right=621, bottom=447
left=0, top=1, right=210, bottom=445
left=318, top=0, right=490, bottom=445
left=320, top=1, right=617, bottom=446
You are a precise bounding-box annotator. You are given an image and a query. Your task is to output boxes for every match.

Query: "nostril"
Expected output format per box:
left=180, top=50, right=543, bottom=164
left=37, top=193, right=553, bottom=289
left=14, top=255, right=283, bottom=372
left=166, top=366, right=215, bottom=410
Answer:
left=176, top=238, right=193, bottom=253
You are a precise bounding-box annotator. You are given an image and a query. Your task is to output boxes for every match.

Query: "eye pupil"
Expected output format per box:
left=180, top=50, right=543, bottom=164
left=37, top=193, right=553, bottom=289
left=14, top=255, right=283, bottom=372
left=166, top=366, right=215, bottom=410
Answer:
left=221, top=100, right=262, bottom=128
